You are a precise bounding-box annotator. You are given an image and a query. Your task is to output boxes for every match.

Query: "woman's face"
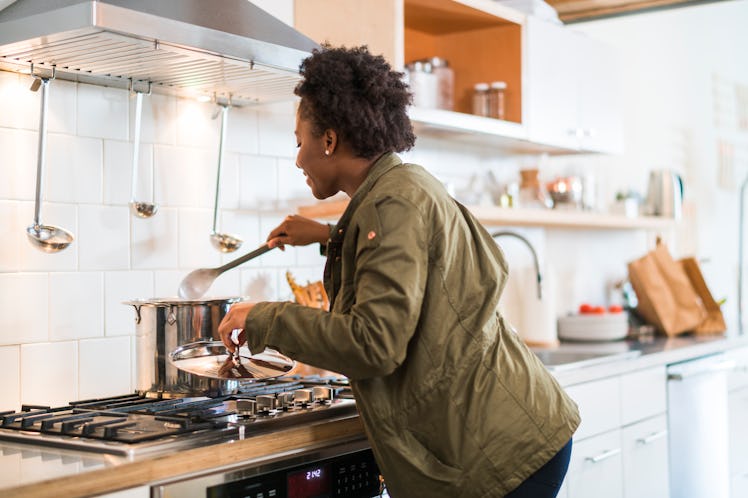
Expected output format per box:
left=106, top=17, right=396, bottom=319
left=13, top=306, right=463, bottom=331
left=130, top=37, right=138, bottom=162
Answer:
left=294, top=110, right=338, bottom=200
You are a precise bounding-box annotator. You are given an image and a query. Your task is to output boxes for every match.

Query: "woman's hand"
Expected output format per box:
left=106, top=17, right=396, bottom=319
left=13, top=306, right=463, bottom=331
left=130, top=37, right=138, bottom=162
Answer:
left=266, top=215, right=329, bottom=249
left=218, top=301, right=256, bottom=352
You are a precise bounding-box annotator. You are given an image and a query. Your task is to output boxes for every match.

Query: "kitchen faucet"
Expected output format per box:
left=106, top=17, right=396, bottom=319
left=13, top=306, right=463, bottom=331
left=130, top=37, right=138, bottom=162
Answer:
left=491, top=231, right=543, bottom=300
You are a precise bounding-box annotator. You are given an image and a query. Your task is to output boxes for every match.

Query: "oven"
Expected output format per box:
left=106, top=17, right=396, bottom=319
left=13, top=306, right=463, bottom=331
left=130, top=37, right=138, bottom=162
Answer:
left=153, top=438, right=387, bottom=498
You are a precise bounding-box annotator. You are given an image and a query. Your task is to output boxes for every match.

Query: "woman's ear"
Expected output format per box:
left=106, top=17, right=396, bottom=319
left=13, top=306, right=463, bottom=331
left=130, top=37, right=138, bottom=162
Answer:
left=324, top=129, right=338, bottom=155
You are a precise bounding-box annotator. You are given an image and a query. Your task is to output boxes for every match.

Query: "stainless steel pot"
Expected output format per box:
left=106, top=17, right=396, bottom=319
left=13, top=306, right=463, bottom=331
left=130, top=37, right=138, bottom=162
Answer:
left=124, top=296, right=242, bottom=397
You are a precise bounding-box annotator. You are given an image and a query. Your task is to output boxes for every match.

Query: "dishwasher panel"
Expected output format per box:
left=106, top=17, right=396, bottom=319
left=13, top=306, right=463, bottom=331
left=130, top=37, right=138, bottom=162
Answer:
left=667, top=353, right=733, bottom=498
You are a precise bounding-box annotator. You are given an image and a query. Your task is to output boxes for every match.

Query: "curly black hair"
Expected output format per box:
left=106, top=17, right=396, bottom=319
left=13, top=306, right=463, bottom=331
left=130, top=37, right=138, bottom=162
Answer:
left=294, top=45, right=416, bottom=159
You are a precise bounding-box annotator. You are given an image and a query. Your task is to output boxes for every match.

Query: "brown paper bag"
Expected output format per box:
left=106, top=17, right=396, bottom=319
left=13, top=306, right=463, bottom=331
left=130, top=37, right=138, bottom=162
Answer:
left=679, top=257, right=726, bottom=335
left=627, top=242, right=706, bottom=336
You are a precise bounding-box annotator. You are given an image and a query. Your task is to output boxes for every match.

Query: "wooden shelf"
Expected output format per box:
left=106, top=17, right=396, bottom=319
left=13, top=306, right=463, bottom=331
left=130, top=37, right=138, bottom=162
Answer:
left=298, top=200, right=675, bottom=231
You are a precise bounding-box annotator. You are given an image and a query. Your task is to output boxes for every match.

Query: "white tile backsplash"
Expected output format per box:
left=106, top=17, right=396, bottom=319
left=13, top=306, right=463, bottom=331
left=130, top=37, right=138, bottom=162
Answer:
left=0, top=273, right=48, bottom=345
left=45, top=134, right=103, bottom=204
left=0, top=346, right=21, bottom=411
left=178, top=208, right=223, bottom=269
left=176, top=98, right=219, bottom=148
left=220, top=210, right=262, bottom=258
left=153, top=270, right=187, bottom=299
left=241, top=268, right=282, bottom=301
left=105, top=271, right=153, bottom=336
left=256, top=101, right=296, bottom=157
left=134, top=91, right=177, bottom=146
left=79, top=336, right=132, bottom=399
left=131, top=207, right=179, bottom=270
left=239, top=154, right=279, bottom=209
left=0, top=127, right=37, bottom=200
left=154, top=144, right=215, bottom=208
left=103, top=139, right=137, bottom=206
left=226, top=105, right=259, bottom=155
left=79, top=205, right=130, bottom=270
left=76, top=84, right=129, bottom=140
left=20, top=341, right=78, bottom=406
left=47, top=79, right=78, bottom=135
left=277, top=157, right=310, bottom=204
left=49, top=272, right=103, bottom=341
left=0, top=201, right=20, bottom=271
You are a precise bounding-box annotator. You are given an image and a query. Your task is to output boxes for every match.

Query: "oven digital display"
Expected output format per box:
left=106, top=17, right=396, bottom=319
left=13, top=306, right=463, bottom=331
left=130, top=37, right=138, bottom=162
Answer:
left=287, top=463, right=332, bottom=497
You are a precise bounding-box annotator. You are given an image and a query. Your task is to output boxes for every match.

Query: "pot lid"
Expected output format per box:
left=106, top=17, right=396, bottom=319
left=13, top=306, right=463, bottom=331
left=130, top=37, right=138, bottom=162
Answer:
left=170, top=341, right=295, bottom=380
left=123, top=296, right=244, bottom=306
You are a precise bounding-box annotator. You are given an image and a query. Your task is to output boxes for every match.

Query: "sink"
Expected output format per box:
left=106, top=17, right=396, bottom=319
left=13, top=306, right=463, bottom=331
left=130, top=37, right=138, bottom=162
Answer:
left=532, top=349, right=642, bottom=372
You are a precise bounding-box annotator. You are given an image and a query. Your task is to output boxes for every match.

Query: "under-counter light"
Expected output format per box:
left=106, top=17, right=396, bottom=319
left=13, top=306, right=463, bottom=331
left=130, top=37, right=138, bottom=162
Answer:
left=196, top=94, right=212, bottom=102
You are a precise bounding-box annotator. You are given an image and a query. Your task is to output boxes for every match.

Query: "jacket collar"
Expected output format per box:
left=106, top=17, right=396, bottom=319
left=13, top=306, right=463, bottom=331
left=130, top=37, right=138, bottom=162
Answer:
left=335, top=152, right=402, bottom=234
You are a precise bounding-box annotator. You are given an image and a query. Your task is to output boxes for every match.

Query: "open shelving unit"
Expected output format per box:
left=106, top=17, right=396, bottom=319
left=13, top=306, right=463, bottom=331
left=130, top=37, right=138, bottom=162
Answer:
left=297, top=200, right=675, bottom=231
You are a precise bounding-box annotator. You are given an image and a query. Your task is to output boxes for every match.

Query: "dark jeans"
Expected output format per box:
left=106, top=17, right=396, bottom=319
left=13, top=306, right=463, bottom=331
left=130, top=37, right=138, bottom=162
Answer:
left=505, top=439, right=573, bottom=498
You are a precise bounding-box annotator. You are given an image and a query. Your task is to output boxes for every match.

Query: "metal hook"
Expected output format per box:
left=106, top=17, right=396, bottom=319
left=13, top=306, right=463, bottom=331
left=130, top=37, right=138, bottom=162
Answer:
left=30, top=63, right=56, bottom=81
left=128, top=78, right=152, bottom=96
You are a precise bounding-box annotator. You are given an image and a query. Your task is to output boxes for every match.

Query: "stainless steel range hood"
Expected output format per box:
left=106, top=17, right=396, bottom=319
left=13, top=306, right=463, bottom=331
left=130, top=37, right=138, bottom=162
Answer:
left=0, top=0, right=320, bottom=104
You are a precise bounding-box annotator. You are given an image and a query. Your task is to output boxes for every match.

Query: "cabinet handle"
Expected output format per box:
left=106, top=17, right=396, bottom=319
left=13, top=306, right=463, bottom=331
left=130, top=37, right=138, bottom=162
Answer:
left=584, top=448, right=621, bottom=464
left=636, top=429, right=668, bottom=445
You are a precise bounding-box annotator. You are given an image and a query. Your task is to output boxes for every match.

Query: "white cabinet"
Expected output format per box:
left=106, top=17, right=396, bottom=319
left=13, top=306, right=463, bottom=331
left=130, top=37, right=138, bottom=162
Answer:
left=726, top=347, right=748, bottom=498
left=99, top=486, right=150, bottom=498
left=563, top=366, right=668, bottom=498
left=566, top=429, right=623, bottom=498
left=294, top=0, right=623, bottom=155
left=525, top=17, right=623, bottom=154
left=620, top=366, right=670, bottom=498
left=622, top=415, right=669, bottom=498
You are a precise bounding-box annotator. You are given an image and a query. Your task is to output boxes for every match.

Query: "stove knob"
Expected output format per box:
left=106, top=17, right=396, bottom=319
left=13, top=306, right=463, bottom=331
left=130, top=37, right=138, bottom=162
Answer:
left=294, top=389, right=314, bottom=405
left=278, top=392, right=295, bottom=410
left=256, top=395, right=276, bottom=413
left=313, top=386, right=334, bottom=403
left=236, top=399, right=257, bottom=416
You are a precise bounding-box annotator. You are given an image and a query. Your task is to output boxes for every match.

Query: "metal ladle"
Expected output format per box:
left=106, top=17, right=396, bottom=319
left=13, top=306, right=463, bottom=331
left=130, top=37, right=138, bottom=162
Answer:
left=178, top=243, right=274, bottom=299
left=129, top=81, right=158, bottom=218
left=26, top=67, right=74, bottom=253
left=210, top=103, right=243, bottom=253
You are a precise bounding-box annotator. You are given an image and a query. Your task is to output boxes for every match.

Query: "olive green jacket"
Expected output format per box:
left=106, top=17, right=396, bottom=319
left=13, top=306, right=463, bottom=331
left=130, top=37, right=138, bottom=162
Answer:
left=246, top=153, right=580, bottom=497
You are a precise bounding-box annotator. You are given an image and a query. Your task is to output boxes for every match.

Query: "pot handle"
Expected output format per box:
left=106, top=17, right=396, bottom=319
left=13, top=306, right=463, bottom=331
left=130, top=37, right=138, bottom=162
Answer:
left=167, top=305, right=177, bottom=325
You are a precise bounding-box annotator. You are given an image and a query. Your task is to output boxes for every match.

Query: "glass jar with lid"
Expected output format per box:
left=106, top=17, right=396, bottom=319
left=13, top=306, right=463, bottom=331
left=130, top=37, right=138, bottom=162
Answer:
left=472, top=82, right=490, bottom=117
left=488, top=81, right=507, bottom=120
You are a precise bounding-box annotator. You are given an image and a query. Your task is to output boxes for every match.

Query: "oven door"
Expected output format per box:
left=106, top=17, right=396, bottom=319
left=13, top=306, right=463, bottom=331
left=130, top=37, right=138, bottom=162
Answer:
left=152, top=438, right=388, bottom=498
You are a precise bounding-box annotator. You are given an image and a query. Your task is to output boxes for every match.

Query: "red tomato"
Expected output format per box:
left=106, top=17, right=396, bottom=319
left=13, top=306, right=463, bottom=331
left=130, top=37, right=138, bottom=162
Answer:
left=608, top=305, right=624, bottom=313
left=578, top=303, right=594, bottom=314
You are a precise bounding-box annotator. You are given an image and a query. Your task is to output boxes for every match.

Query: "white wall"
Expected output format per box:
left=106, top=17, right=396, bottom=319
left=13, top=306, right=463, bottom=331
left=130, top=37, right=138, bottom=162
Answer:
left=569, top=0, right=748, bottom=334
left=0, top=0, right=746, bottom=411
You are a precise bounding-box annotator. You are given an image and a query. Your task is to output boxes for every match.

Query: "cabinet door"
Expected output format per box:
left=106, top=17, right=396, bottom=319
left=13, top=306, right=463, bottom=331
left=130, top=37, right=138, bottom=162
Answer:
left=620, top=366, right=666, bottom=426
left=525, top=17, right=623, bottom=154
left=622, top=415, right=670, bottom=498
left=574, top=33, right=623, bottom=154
left=566, top=430, right=623, bottom=498
left=564, top=376, right=621, bottom=440
left=729, top=386, right=748, bottom=487
left=525, top=16, right=578, bottom=150
left=99, top=486, right=150, bottom=498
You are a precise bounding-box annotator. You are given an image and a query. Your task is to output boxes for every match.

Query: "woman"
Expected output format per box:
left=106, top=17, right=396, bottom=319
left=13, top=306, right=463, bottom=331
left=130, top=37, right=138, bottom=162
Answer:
left=218, top=45, right=579, bottom=498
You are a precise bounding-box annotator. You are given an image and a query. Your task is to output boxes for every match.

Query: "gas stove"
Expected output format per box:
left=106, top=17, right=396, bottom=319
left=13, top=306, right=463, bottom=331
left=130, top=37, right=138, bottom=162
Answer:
left=0, top=375, right=358, bottom=460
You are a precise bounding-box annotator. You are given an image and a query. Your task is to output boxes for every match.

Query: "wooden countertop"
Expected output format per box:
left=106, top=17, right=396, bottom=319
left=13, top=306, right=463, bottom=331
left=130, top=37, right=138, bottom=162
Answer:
left=3, top=414, right=366, bottom=498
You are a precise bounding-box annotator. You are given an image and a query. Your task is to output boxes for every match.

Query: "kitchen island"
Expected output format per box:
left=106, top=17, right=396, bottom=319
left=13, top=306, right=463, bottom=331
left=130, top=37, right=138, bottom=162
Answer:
left=1, top=333, right=746, bottom=498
